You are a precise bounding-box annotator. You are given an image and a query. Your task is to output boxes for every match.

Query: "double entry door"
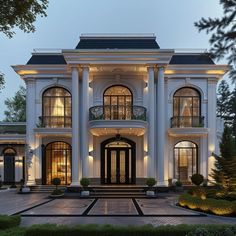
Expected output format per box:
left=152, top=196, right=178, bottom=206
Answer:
left=105, top=148, right=133, bottom=184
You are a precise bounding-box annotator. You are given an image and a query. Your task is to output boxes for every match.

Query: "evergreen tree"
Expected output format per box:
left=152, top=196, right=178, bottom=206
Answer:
left=229, top=86, right=236, bottom=145
left=211, top=125, right=236, bottom=191
left=195, top=0, right=236, bottom=82
left=3, top=86, right=26, bottom=122
left=217, top=80, right=231, bottom=120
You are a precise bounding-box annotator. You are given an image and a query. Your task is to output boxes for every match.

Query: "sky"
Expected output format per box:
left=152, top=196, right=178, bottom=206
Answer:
left=0, top=0, right=230, bottom=120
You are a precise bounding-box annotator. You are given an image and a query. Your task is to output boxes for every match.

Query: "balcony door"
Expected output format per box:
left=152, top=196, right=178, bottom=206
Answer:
left=101, top=137, right=136, bottom=184
left=104, top=85, right=132, bottom=120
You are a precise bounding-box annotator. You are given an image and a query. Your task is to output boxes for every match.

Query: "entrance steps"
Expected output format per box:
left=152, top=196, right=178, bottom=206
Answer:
left=29, top=185, right=66, bottom=193
left=89, top=186, right=146, bottom=198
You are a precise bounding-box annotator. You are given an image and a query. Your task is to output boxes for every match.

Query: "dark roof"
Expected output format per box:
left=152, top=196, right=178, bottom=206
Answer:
left=170, top=54, right=214, bottom=65
left=76, top=38, right=160, bottom=49
left=0, top=124, right=26, bottom=134
left=27, top=54, right=66, bottom=65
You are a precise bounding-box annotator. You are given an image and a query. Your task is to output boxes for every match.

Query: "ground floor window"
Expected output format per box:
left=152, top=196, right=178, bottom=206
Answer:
left=45, top=142, right=71, bottom=185
left=174, top=141, right=198, bottom=182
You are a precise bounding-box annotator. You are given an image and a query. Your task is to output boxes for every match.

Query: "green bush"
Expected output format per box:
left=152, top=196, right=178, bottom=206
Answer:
left=191, top=174, right=204, bottom=186
left=175, top=180, right=182, bottom=187
left=80, top=178, right=90, bottom=187
left=187, top=186, right=206, bottom=199
left=146, top=178, right=157, bottom=188
left=51, top=189, right=64, bottom=196
left=51, top=178, right=61, bottom=187
left=0, top=215, right=21, bottom=230
left=178, top=193, right=235, bottom=216
left=24, top=224, right=236, bottom=236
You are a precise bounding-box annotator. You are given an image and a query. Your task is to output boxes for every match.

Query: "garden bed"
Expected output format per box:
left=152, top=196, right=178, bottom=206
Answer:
left=178, top=193, right=236, bottom=217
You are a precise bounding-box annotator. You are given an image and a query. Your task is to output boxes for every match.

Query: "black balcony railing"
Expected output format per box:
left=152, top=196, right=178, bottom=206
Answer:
left=171, top=116, right=204, bottom=128
left=89, top=105, right=147, bottom=121
left=38, top=116, right=72, bottom=128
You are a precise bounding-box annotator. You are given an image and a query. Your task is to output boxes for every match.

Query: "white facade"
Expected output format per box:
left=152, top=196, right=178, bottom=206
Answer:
left=7, top=34, right=228, bottom=186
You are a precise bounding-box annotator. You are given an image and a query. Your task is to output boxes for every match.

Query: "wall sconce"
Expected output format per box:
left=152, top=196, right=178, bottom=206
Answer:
left=89, top=82, right=93, bottom=88
left=145, top=82, right=148, bottom=88
left=89, top=150, right=95, bottom=157
left=144, top=151, right=148, bottom=156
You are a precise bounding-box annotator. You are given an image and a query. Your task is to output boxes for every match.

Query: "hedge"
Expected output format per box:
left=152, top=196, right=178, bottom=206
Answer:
left=24, top=224, right=236, bottom=236
left=179, top=193, right=236, bottom=216
left=0, top=215, right=21, bottom=230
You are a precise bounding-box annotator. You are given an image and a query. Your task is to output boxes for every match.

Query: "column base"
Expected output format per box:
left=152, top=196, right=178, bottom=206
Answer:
left=70, top=182, right=80, bottom=187
left=26, top=180, right=36, bottom=186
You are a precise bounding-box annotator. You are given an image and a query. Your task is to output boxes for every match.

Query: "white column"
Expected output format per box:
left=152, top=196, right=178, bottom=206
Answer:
left=25, top=78, right=36, bottom=185
left=207, top=78, right=217, bottom=179
left=71, top=67, right=80, bottom=186
left=157, top=67, right=165, bottom=185
left=81, top=67, right=90, bottom=177
left=147, top=67, right=155, bottom=177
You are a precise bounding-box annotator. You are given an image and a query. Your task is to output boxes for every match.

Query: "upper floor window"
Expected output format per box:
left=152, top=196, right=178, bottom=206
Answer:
left=103, top=85, right=133, bottom=120
left=172, top=87, right=203, bottom=127
left=42, top=87, right=71, bottom=128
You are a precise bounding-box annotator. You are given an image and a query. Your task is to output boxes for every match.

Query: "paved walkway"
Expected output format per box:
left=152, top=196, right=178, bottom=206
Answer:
left=0, top=190, right=235, bottom=227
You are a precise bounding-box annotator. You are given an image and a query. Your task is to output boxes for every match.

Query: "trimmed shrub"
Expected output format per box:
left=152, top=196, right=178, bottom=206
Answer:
left=188, top=186, right=206, bottom=199
left=0, top=215, right=21, bottom=230
left=175, top=180, right=182, bottom=187
left=24, top=224, right=236, bottom=236
left=146, top=178, right=157, bottom=188
left=191, top=174, right=204, bottom=186
left=178, top=193, right=235, bottom=216
left=80, top=178, right=90, bottom=187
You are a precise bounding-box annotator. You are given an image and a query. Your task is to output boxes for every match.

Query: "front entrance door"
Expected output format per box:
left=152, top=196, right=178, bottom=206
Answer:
left=101, top=137, right=136, bottom=184
left=107, top=148, right=130, bottom=184
left=4, top=155, right=15, bottom=184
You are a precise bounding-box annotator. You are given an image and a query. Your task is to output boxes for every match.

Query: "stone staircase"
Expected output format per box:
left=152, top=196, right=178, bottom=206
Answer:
left=29, top=185, right=66, bottom=193
left=89, top=186, right=146, bottom=198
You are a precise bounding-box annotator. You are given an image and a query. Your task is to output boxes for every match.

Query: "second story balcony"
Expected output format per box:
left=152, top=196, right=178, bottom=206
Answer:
left=170, top=116, right=204, bottom=128
left=89, top=105, right=147, bottom=121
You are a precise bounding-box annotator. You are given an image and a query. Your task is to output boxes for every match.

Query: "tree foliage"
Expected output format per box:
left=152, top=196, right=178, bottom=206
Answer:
left=211, top=125, right=236, bottom=191
left=229, top=86, right=236, bottom=144
left=3, top=86, right=26, bottom=122
left=195, top=0, right=236, bottom=82
left=0, top=0, right=48, bottom=38
left=0, top=72, right=5, bottom=91
left=217, top=80, right=231, bottom=119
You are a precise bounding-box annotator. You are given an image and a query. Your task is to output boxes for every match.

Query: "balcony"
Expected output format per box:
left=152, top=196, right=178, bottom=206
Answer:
left=37, top=116, right=72, bottom=128
left=89, top=105, right=146, bottom=121
left=170, top=116, right=204, bottom=128
left=89, top=105, right=147, bottom=136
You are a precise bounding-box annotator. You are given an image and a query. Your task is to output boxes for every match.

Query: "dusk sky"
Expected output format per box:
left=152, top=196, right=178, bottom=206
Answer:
left=0, top=0, right=229, bottom=120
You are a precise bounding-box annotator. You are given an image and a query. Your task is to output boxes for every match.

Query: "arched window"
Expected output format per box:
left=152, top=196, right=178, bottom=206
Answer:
left=42, top=87, right=71, bottom=128
left=45, top=142, right=71, bottom=185
left=103, top=85, right=133, bottom=120
left=173, top=87, right=201, bottom=127
left=174, top=141, right=198, bottom=183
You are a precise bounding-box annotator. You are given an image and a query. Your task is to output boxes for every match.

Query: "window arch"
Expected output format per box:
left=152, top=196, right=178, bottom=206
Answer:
left=173, top=87, right=201, bottom=127
left=42, top=87, right=71, bottom=128
left=103, top=85, right=133, bottom=120
left=2, top=147, right=16, bottom=156
left=44, top=141, right=72, bottom=185
left=174, top=141, right=198, bottom=182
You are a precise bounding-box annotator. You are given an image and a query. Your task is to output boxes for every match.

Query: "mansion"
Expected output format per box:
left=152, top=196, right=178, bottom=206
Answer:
left=0, top=34, right=227, bottom=186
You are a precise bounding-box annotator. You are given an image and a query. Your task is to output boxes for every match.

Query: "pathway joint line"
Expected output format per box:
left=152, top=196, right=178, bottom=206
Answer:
left=82, top=198, right=98, bottom=216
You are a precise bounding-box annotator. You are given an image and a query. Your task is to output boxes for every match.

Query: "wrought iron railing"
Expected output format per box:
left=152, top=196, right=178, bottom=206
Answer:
left=170, top=116, right=204, bottom=128
left=89, top=105, right=147, bottom=121
left=37, top=116, right=72, bottom=128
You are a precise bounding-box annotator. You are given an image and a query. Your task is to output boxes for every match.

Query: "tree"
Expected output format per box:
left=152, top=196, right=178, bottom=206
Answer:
left=195, top=0, right=236, bottom=82
left=211, top=125, right=236, bottom=191
left=0, top=0, right=48, bottom=38
left=3, top=86, right=26, bottom=122
left=229, top=86, right=236, bottom=145
left=0, top=72, right=5, bottom=92
left=217, top=80, right=231, bottom=120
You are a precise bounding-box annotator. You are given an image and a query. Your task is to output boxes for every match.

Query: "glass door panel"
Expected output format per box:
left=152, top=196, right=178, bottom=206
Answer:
left=110, top=150, right=117, bottom=183
left=119, top=150, right=126, bottom=183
